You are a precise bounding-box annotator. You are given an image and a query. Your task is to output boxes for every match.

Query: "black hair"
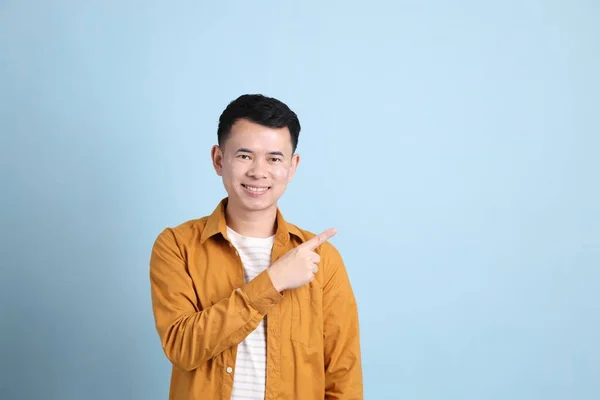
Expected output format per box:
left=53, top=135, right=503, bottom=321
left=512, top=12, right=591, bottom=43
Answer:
left=217, top=94, right=301, bottom=153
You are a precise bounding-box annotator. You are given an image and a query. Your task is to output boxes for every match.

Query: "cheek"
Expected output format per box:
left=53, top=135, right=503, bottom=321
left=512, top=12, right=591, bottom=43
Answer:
left=272, top=166, right=291, bottom=182
left=223, top=162, right=246, bottom=181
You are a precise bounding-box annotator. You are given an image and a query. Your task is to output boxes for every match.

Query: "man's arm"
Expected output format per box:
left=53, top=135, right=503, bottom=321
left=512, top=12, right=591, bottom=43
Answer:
left=149, top=228, right=282, bottom=371
left=322, top=244, right=364, bottom=399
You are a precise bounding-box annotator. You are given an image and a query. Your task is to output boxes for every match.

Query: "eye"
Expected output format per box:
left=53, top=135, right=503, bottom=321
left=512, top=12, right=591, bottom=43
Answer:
left=238, top=154, right=251, bottom=160
left=269, top=157, right=283, bottom=163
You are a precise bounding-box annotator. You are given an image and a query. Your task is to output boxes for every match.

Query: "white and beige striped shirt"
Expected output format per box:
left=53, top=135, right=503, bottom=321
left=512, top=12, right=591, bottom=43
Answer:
left=227, top=226, right=274, bottom=400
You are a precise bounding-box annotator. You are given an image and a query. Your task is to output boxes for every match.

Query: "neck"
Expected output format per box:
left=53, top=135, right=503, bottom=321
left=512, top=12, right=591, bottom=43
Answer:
left=225, top=200, right=277, bottom=238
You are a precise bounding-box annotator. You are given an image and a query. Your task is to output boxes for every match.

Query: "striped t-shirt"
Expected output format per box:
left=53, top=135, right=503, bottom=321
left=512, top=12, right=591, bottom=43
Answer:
left=227, top=226, right=274, bottom=400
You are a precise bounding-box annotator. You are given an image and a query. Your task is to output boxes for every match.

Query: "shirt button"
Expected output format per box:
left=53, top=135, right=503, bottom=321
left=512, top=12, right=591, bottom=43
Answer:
left=226, top=367, right=233, bottom=373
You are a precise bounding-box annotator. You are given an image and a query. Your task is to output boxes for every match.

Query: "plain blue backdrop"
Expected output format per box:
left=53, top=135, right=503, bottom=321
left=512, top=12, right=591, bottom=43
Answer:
left=1, top=1, right=599, bottom=399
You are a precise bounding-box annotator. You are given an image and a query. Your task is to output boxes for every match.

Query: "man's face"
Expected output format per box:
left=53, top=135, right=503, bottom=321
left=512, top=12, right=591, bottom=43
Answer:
left=212, top=118, right=300, bottom=213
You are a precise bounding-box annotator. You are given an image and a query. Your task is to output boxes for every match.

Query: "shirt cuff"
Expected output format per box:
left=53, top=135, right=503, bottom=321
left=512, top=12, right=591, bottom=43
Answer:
left=241, top=270, right=284, bottom=314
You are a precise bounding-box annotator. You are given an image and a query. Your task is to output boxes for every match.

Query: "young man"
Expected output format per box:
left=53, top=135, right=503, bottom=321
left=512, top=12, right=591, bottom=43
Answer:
left=149, top=94, right=363, bottom=399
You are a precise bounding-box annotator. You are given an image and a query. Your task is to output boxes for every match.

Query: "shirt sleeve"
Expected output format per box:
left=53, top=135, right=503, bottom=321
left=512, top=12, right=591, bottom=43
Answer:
left=149, top=228, right=283, bottom=371
left=322, top=243, right=364, bottom=399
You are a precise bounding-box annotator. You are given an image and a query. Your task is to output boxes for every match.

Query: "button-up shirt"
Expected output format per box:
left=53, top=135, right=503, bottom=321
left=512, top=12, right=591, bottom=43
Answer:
left=150, top=198, right=363, bottom=399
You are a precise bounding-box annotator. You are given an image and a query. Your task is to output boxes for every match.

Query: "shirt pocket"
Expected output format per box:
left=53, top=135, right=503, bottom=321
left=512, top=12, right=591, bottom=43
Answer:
left=290, top=283, right=322, bottom=348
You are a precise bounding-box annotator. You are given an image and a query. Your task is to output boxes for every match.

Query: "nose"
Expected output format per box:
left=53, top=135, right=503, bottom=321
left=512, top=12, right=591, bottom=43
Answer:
left=247, top=158, right=268, bottom=179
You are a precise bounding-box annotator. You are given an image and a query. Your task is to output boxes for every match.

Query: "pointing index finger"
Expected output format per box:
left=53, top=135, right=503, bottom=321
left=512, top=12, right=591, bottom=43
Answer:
left=301, top=228, right=337, bottom=251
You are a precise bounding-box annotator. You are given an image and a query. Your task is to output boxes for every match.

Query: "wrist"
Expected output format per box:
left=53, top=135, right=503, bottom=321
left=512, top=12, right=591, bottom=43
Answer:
left=267, top=268, right=286, bottom=292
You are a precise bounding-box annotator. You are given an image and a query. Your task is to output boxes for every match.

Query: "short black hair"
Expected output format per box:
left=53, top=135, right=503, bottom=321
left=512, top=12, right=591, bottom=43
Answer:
left=217, top=94, right=301, bottom=153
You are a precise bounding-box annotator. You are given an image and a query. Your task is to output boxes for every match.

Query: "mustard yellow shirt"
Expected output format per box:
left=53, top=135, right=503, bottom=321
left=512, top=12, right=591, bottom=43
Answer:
left=150, top=198, right=363, bottom=399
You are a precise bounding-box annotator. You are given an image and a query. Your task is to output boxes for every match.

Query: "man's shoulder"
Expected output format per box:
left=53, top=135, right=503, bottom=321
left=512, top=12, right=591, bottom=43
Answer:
left=154, top=216, right=210, bottom=244
left=288, top=223, right=342, bottom=260
left=173, top=216, right=210, bottom=231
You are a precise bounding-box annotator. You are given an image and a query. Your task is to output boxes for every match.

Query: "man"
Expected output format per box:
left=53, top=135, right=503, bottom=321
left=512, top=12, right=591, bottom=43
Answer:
left=149, top=94, right=363, bottom=399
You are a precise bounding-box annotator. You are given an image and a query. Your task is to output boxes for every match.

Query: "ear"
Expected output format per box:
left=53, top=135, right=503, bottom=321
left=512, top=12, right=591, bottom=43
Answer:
left=211, top=145, right=224, bottom=176
left=287, top=153, right=300, bottom=183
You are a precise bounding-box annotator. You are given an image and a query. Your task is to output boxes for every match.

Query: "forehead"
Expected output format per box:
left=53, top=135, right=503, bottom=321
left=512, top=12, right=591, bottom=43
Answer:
left=225, top=119, right=293, bottom=153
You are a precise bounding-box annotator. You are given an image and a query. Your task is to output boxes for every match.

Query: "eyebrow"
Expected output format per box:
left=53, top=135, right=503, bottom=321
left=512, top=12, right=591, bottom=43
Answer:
left=236, top=148, right=285, bottom=157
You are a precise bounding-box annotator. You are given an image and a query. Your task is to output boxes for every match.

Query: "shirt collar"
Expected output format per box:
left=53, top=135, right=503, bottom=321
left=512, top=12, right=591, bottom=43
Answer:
left=200, top=197, right=305, bottom=246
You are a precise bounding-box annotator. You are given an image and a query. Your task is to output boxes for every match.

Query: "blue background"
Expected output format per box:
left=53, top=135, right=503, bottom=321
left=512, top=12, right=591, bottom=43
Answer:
left=1, top=1, right=599, bottom=399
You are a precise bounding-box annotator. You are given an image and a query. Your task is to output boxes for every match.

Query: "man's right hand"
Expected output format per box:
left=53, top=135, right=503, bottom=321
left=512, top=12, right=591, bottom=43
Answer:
left=267, top=228, right=337, bottom=292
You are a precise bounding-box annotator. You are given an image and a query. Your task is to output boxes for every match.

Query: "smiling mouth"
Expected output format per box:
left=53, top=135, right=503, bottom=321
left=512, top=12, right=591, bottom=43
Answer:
left=241, top=184, right=271, bottom=193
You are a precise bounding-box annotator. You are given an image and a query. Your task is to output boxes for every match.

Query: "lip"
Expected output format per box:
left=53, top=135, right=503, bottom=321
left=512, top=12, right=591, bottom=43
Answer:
left=241, top=183, right=271, bottom=196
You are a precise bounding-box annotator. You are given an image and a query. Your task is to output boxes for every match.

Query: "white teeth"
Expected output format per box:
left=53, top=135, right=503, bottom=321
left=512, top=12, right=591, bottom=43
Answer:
left=244, top=185, right=268, bottom=192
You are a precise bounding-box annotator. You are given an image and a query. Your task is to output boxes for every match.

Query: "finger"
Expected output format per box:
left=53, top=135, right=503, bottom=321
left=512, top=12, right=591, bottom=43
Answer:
left=308, top=253, right=321, bottom=264
left=300, top=228, right=337, bottom=251
left=312, top=264, right=319, bottom=274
